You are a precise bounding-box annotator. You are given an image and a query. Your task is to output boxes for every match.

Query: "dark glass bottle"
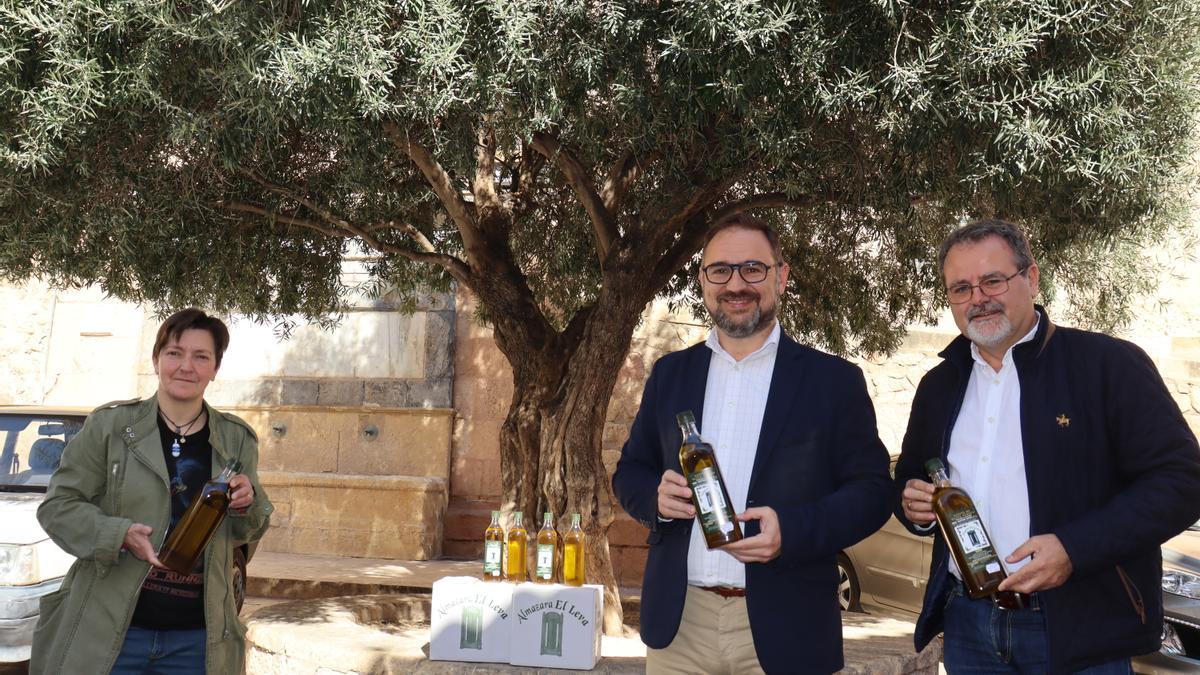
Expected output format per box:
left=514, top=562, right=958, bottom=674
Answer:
left=159, top=458, right=241, bottom=574
left=926, top=458, right=1023, bottom=608
left=677, top=411, right=743, bottom=548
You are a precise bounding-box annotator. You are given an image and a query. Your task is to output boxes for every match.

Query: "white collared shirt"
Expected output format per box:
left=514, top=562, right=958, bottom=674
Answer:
left=946, top=314, right=1041, bottom=579
left=686, top=322, right=781, bottom=588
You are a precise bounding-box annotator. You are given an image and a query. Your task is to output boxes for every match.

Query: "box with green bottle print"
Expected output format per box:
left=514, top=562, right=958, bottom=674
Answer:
left=428, top=577, right=514, bottom=664
left=509, top=582, right=602, bottom=670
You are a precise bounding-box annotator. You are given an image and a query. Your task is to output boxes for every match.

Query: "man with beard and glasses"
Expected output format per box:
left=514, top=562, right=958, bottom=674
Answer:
left=894, top=219, right=1200, bottom=673
left=612, top=215, right=893, bottom=674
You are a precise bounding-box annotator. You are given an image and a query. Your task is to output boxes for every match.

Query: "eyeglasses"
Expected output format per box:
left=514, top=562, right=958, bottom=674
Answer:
left=946, top=267, right=1028, bottom=305
left=702, top=261, right=780, bottom=284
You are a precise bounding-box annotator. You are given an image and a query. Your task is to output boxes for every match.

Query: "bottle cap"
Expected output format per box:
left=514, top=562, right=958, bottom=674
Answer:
left=491, top=510, right=500, bottom=518
left=676, top=410, right=696, bottom=426
left=924, top=457, right=947, bottom=476
left=544, top=512, right=552, bottom=519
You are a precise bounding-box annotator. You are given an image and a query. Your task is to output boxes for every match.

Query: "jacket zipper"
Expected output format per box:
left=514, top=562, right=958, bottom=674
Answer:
left=1115, top=565, right=1147, bottom=624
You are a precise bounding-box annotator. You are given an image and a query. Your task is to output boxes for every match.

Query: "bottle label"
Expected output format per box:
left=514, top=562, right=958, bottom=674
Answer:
left=484, top=541, right=502, bottom=575
left=536, top=544, right=554, bottom=579
left=689, top=467, right=736, bottom=536
left=947, top=507, right=1002, bottom=578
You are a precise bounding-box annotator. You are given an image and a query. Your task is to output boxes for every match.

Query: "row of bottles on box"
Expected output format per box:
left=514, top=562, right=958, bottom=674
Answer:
left=483, top=511, right=585, bottom=585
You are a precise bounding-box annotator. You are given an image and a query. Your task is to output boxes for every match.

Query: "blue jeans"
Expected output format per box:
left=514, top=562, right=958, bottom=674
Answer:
left=943, top=580, right=1133, bottom=674
left=111, top=625, right=206, bottom=675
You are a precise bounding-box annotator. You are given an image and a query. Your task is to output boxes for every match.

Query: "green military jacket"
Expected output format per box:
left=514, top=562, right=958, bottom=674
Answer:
left=29, top=396, right=272, bottom=675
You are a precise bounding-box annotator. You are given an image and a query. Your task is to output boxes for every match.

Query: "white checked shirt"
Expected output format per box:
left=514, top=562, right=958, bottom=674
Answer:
left=945, top=313, right=1041, bottom=579
left=686, top=322, right=781, bottom=588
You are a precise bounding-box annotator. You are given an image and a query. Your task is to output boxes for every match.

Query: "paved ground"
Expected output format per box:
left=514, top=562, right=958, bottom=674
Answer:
left=243, top=551, right=942, bottom=674
left=1, top=552, right=941, bottom=674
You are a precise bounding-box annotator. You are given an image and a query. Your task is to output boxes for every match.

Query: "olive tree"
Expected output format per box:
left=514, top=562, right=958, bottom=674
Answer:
left=3, top=0, right=1198, bottom=631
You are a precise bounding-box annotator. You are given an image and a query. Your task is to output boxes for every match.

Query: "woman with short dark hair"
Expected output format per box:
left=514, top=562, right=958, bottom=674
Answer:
left=30, top=308, right=272, bottom=675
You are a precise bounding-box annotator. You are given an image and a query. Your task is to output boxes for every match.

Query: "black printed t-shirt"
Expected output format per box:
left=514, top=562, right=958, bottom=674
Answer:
left=129, top=415, right=212, bottom=630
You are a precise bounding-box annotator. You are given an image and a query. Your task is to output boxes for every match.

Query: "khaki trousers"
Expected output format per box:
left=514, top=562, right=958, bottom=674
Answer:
left=646, top=585, right=765, bottom=675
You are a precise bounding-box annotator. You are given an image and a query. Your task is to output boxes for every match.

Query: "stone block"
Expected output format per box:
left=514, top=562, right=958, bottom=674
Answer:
left=364, top=380, right=409, bottom=407
left=337, top=410, right=454, bottom=477
left=220, top=312, right=426, bottom=380
left=449, top=455, right=482, bottom=499
left=405, top=377, right=452, bottom=408
left=443, top=539, right=484, bottom=559
left=423, top=310, right=455, bottom=380
left=228, top=407, right=453, bottom=478
left=231, top=409, right=340, bottom=473
left=455, top=376, right=512, bottom=419
left=257, top=471, right=448, bottom=559
left=280, top=380, right=319, bottom=406
left=454, top=419, right=504, bottom=464
left=443, top=497, right=499, bottom=542
left=472, top=458, right=503, bottom=498
left=316, top=380, right=364, bottom=407
left=206, top=379, right=281, bottom=407
left=455, top=338, right=510, bottom=378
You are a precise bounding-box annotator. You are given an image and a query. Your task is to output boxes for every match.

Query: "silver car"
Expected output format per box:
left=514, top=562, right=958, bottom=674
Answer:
left=0, top=407, right=86, bottom=663
left=837, top=459, right=1200, bottom=672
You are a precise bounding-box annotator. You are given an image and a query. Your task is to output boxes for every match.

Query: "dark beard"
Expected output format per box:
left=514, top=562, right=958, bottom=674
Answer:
left=712, top=292, right=777, bottom=338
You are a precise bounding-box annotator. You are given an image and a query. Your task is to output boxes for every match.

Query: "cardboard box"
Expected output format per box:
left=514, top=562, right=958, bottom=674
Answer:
left=509, top=583, right=603, bottom=670
left=428, top=577, right=514, bottom=664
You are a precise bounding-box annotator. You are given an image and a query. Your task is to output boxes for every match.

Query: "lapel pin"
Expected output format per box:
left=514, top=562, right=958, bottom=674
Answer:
left=1056, top=414, right=1070, bottom=428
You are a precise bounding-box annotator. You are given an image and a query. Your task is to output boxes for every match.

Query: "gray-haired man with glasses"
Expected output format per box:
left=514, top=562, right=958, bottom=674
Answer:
left=894, top=218, right=1200, bottom=673
left=613, top=214, right=892, bottom=674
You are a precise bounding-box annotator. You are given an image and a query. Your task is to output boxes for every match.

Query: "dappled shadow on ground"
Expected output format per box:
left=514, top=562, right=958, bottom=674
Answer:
left=247, top=593, right=430, bottom=627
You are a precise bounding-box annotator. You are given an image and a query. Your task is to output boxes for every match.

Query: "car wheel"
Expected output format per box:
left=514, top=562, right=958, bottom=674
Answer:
left=837, top=553, right=862, bottom=612
left=233, top=546, right=248, bottom=614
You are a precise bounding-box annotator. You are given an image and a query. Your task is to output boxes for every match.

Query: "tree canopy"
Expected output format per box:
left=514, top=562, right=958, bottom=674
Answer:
left=4, top=1, right=1196, bottom=343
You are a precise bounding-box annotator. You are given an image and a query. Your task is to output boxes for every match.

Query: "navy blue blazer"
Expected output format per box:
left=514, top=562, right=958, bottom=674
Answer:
left=894, top=308, right=1200, bottom=672
left=612, top=332, right=892, bottom=674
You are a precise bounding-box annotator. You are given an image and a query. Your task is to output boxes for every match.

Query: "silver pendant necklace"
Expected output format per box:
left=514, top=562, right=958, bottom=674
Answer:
left=160, top=408, right=204, bottom=459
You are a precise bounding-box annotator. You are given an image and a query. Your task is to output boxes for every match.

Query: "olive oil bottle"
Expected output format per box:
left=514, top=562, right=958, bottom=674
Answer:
left=534, top=512, right=558, bottom=584
left=926, top=458, right=1023, bottom=608
left=483, top=510, right=505, bottom=581
left=562, top=513, right=586, bottom=586
left=159, top=458, right=241, bottom=574
left=505, top=511, right=528, bottom=582
left=676, top=411, right=742, bottom=548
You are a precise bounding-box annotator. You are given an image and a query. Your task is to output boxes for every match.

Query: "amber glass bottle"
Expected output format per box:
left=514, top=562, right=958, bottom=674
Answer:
left=534, top=512, right=559, bottom=584
left=159, top=458, right=241, bottom=574
left=483, top=510, right=505, bottom=581
left=926, top=458, right=1023, bottom=608
left=505, top=511, right=528, bottom=582
left=677, top=411, right=742, bottom=548
left=562, top=513, right=586, bottom=586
